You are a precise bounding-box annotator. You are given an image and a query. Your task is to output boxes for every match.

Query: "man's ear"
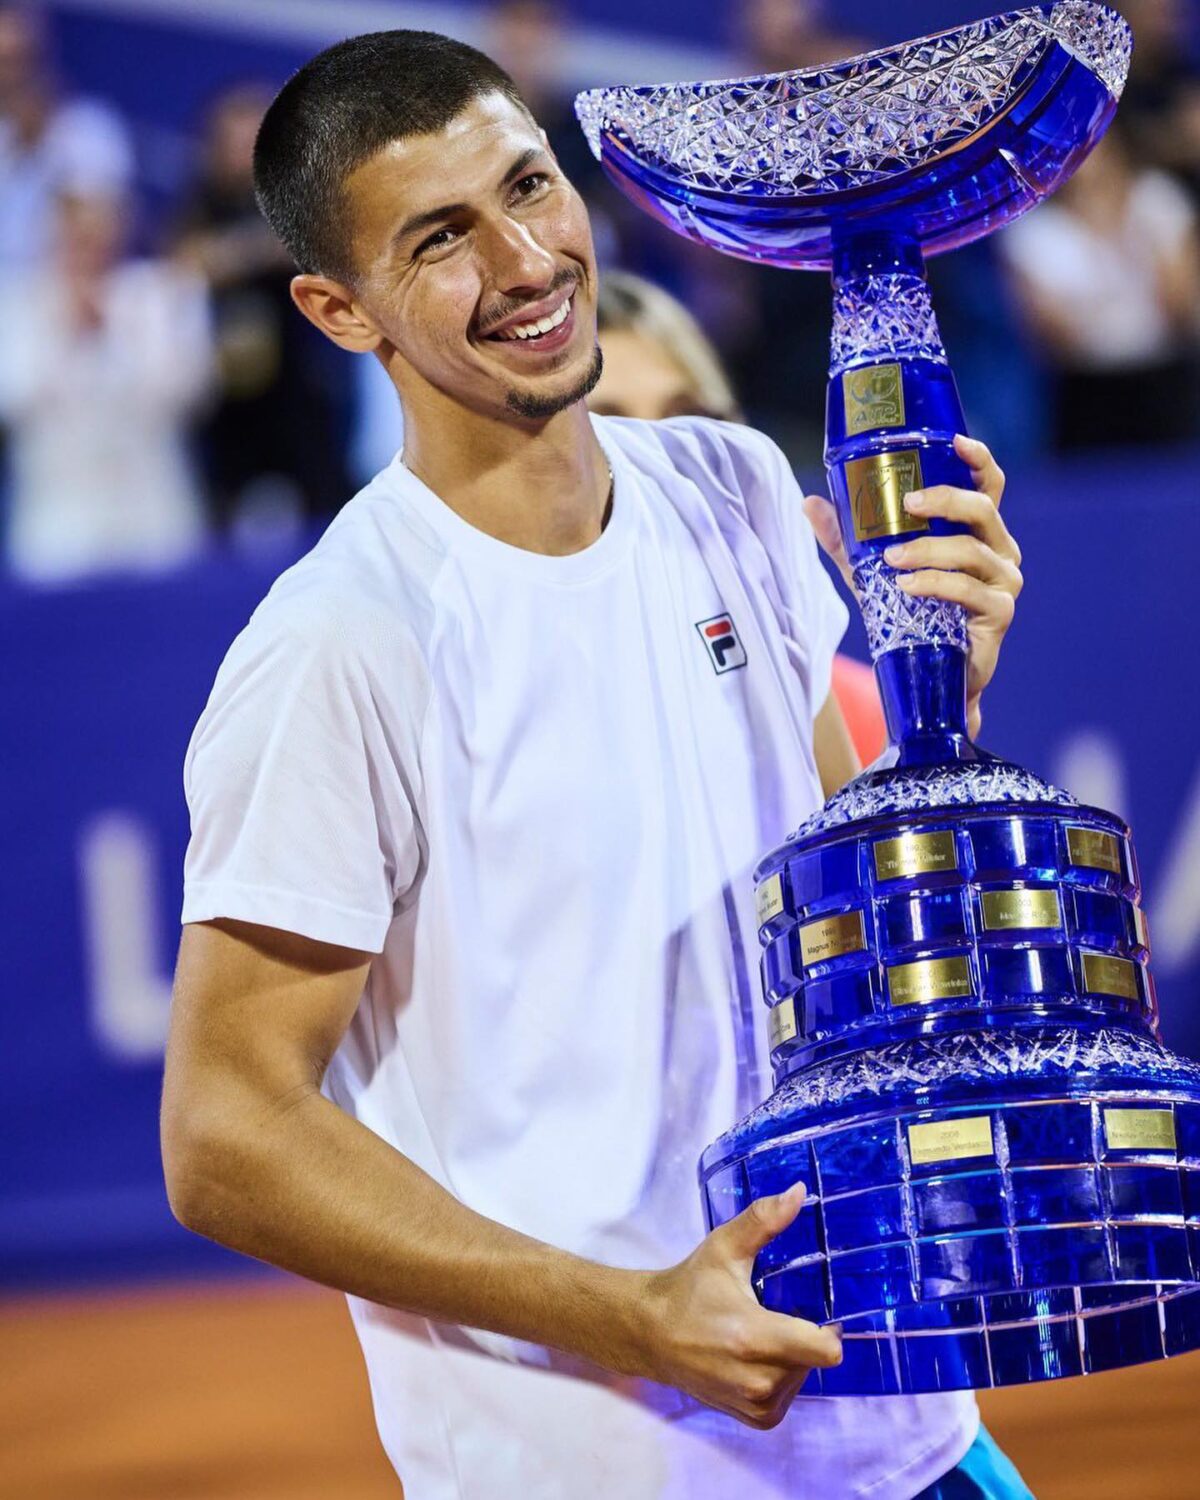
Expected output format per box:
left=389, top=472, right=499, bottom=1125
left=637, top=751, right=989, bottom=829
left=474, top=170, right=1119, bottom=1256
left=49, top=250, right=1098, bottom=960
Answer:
left=290, top=274, right=384, bottom=353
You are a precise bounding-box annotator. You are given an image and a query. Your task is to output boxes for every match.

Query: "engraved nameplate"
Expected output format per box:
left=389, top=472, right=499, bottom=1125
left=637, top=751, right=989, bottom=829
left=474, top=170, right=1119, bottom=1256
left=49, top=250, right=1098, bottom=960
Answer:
left=873, top=829, right=958, bottom=881
left=756, top=873, right=785, bottom=928
left=909, top=1115, right=994, bottom=1167
left=887, top=955, right=973, bottom=1006
left=843, top=362, right=905, bottom=436
left=980, top=888, right=1062, bottom=931
left=1104, top=1108, right=1176, bottom=1152
left=1066, top=825, right=1122, bottom=875
left=844, top=449, right=929, bottom=543
left=768, top=997, right=798, bottom=1051
left=799, top=910, right=866, bottom=967
left=1081, top=951, right=1140, bottom=1000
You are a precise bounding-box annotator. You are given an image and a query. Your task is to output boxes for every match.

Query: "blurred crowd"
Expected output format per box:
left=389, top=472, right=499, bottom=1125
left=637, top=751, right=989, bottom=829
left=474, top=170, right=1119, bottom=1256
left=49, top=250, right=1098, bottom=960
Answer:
left=1, top=0, right=1198, bottom=586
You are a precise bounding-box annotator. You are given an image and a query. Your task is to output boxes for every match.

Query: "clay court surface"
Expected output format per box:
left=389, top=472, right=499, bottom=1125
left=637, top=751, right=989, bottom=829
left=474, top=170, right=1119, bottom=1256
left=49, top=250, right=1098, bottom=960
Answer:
left=1, top=1277, right=1196, bottom=1499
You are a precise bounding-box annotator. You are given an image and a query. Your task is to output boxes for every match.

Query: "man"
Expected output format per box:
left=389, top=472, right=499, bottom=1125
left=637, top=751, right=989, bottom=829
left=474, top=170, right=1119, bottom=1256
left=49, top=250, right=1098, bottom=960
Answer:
left=162, top=31, right=1028, bottom=1500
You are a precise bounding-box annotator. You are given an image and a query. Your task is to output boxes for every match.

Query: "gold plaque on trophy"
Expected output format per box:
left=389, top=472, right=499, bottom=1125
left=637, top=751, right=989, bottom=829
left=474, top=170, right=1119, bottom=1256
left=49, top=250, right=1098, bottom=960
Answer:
left=844, top=449, right=928, bottom=543
left=980, top=888, right=1063, bottom=931
left=1081, top=951, right=1140, bottom=1000
left=887, top=955, right=973, bottom=1006
left=843, top=362, right=905, bottom=436
left=768, top=997, right=799, bottom=1050
left=1066, top=825, right=1123, bottom=875
left=873, top=830, right=958, bottom=881
left=908, top=1115, right=994, bottom=1166
left=756, top=873, right=785, bottom=929
left=799, top=910, right=867, bottom=967
left=1103, top=1107, right=1176, bottom=1152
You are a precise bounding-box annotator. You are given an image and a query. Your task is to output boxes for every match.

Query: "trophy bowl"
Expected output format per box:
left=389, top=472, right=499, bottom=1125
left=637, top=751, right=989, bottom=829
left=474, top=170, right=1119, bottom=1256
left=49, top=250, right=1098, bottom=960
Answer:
left=578, top=3, right=1200, bottom=1395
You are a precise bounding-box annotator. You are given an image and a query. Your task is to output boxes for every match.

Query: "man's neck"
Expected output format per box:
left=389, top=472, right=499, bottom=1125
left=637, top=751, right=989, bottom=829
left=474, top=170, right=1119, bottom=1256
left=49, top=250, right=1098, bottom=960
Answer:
left=399, top=397, right=611, bottom=559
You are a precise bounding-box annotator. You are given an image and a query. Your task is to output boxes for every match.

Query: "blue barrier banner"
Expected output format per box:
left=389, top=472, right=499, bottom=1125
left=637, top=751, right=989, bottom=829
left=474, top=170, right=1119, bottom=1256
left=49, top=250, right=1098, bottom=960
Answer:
left=2, top=451, right=1198, bottom=1289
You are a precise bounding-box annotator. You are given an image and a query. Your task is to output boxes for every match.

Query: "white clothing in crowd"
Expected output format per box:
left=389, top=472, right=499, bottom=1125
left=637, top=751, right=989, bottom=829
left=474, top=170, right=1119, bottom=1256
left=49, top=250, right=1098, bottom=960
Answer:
left=999, top=167, right=1198, bottom=371
left=0, top=97, right=133, bottom=271
left=0, top=259, right=213, bottom=583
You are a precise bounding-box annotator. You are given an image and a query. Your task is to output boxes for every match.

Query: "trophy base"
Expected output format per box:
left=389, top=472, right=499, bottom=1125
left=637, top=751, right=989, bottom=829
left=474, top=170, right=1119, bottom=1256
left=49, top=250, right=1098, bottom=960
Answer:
left=700, top=1027, right=1200, bottom=1394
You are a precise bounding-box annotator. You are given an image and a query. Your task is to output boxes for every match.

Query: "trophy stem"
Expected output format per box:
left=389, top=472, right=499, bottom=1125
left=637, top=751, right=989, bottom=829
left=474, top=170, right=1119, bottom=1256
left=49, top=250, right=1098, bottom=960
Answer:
left=824, top=231, right=975, bottom=761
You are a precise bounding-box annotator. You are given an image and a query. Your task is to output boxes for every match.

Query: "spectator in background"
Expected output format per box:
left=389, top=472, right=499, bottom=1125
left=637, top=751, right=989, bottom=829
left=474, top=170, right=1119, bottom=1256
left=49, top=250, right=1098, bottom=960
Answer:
left=1121, top=0, right=1200, bottom=205
left=591, top=270, right=887, bottom=765
left=590, top=271, right=743, bottom=423
left=0, top=3, right=132, bottom=271
left=0, top=185, right=212, bottom=583
left=172, top=84, right=353, bottom=538
left=718, top=0, right=873, bottom=469
left=998, top=121, right=1200, bottom=449
left=737, top=0, right=868, bottom=72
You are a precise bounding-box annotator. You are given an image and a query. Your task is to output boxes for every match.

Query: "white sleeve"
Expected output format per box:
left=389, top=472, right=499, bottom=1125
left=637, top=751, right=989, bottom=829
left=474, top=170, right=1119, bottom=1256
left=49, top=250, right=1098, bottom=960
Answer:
left=181, top=599, right=425, bottom=953
left=726, top=424, right=850, bottom=717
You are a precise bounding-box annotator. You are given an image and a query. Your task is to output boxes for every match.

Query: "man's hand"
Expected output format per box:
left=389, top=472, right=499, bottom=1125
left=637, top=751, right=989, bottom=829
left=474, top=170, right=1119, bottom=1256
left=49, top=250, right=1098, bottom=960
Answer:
left=633, top=1184, right=842, bottom=1428
left=803, top=433, right=1022, bottom=739
left=164, top=921, right=835, bottom=1428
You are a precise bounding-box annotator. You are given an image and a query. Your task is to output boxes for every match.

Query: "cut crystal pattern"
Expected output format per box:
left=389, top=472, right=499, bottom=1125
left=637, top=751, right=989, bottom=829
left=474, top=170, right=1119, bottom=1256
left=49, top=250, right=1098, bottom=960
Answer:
left=732, top=1026, right=1200, bottom=1134
left=854, top=552, right=969, bottom=659
left=792, top=759, right=1075, bottom=838
left=575, top=5, right=1130, bottom=198
left=1050, top=0, right=1132, bottom=98
left=831, top=273, right=947, bottom=372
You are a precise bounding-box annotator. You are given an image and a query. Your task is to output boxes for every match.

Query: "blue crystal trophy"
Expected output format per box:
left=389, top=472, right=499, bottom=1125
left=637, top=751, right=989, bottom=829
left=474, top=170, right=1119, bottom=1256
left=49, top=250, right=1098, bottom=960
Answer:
left=578, top=3, right=1200, bottom=1394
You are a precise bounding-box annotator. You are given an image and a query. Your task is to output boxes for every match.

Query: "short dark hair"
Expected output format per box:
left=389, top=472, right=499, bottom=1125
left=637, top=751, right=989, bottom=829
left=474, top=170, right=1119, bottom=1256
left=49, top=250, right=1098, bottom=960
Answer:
left=253, top=30, right=529, bottom=281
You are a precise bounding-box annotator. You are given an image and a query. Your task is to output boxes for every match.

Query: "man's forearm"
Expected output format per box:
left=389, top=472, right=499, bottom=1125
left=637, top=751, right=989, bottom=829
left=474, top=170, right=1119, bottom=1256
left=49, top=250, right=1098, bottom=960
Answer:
left=163, top=1083, right=648, bottom=1376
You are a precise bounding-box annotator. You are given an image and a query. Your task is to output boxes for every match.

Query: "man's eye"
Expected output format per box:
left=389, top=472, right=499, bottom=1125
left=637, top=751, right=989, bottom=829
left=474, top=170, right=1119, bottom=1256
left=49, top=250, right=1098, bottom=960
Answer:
left=512, top=173, right=549, bottom=200
left=415, top=227, right=460, bottom=257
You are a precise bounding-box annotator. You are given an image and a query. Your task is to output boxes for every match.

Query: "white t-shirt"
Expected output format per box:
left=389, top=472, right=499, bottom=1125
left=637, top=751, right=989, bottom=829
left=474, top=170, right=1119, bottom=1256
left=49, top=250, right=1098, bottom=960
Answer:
left=182, top=415, right=978, bottom=1500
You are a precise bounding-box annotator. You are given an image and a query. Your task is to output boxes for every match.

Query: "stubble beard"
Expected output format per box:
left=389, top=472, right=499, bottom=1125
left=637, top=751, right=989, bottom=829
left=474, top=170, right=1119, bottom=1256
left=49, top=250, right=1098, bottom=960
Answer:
left=503, top=343, right=604, bottom=421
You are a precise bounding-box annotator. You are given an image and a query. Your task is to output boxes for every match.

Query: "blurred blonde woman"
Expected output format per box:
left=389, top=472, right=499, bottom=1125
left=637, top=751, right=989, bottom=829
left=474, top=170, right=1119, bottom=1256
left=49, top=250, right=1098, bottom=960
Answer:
left=590, top=269, right=885, bottom=764
left=590, top=269, right=743, bottom=422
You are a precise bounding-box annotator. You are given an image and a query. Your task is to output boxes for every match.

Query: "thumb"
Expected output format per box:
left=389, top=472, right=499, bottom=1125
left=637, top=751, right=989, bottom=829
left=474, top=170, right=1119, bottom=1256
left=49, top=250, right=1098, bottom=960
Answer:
left=802, top=494, right=852, bottom=589
left=715, top=1182, right=807, bottom=1272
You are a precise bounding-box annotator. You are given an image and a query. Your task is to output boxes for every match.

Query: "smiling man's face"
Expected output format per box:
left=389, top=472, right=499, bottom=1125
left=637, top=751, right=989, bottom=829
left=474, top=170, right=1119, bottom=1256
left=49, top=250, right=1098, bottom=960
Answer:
left=342, top=92, right=601, bottom=424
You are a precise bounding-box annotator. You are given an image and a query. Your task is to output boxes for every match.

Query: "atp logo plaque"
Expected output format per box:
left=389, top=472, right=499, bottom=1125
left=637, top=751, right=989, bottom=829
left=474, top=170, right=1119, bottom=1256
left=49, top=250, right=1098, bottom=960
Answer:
left=843, top=362, right=906, bottom=435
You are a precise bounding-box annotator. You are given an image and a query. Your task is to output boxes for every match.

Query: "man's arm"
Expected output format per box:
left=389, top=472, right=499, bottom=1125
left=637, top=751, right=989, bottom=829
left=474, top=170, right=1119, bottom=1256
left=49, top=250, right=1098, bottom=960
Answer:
left=162, top=918, right=841, bottom=1429
left=813, top=690, right=862, bottom=800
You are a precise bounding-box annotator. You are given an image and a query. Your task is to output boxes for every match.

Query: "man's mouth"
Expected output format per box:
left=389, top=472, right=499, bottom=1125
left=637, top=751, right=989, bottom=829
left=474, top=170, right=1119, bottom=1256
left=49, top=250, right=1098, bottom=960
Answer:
left=480, top=287, right=576, bottom=348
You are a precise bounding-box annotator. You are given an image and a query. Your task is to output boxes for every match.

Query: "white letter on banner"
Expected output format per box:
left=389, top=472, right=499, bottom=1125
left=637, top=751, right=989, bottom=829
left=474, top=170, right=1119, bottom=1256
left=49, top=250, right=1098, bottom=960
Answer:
left=79, top=812, right=172, bottom=1062
left=1149, top=764, right=1200, bottom=977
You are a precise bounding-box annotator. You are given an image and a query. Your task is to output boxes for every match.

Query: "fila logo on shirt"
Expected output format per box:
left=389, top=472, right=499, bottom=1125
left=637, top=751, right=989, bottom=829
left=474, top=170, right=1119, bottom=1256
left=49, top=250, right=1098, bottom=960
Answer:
left=695, top=612, right=747, bottom=675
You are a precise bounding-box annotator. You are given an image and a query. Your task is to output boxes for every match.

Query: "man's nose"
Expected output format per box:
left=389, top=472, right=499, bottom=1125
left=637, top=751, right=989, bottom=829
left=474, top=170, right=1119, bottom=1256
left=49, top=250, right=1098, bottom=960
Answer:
left=480, top=215, right=556, bottom=293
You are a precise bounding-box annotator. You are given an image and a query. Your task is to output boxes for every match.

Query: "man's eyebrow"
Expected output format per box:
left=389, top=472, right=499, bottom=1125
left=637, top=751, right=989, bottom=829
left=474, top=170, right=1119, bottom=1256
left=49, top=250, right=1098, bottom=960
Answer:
left=392, top=146, right=548, bottom=249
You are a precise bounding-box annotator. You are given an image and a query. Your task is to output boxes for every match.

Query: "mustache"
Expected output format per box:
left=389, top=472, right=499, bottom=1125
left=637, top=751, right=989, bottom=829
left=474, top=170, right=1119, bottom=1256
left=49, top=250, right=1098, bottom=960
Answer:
left=476, top=268, right=578, bottom=335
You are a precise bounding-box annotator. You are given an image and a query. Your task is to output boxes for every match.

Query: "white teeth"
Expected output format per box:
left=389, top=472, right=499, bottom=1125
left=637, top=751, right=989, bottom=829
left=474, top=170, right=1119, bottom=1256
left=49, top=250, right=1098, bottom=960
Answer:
left=496, top=294, right=571, bottom=341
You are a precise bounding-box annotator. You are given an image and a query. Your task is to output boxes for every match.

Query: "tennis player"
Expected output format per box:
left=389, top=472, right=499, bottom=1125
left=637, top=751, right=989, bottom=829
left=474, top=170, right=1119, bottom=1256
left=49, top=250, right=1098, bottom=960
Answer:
left=162, top=31, right=1031, bottom=1500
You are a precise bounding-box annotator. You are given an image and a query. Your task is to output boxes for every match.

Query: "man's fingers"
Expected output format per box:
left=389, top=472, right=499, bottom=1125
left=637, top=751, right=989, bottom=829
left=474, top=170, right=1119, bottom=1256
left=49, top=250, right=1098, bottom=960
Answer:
left=903, top=485, right=1020, bottom=565
left=953, top=432, right=1006, bottom=506
left=897, top=568, right=1017, bottom=629
left=713, top=1183, right=807, bottom=1268
left=754, top=1307, right=844, bottom=1371
left=884, top=535, right=1022, bottom=594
